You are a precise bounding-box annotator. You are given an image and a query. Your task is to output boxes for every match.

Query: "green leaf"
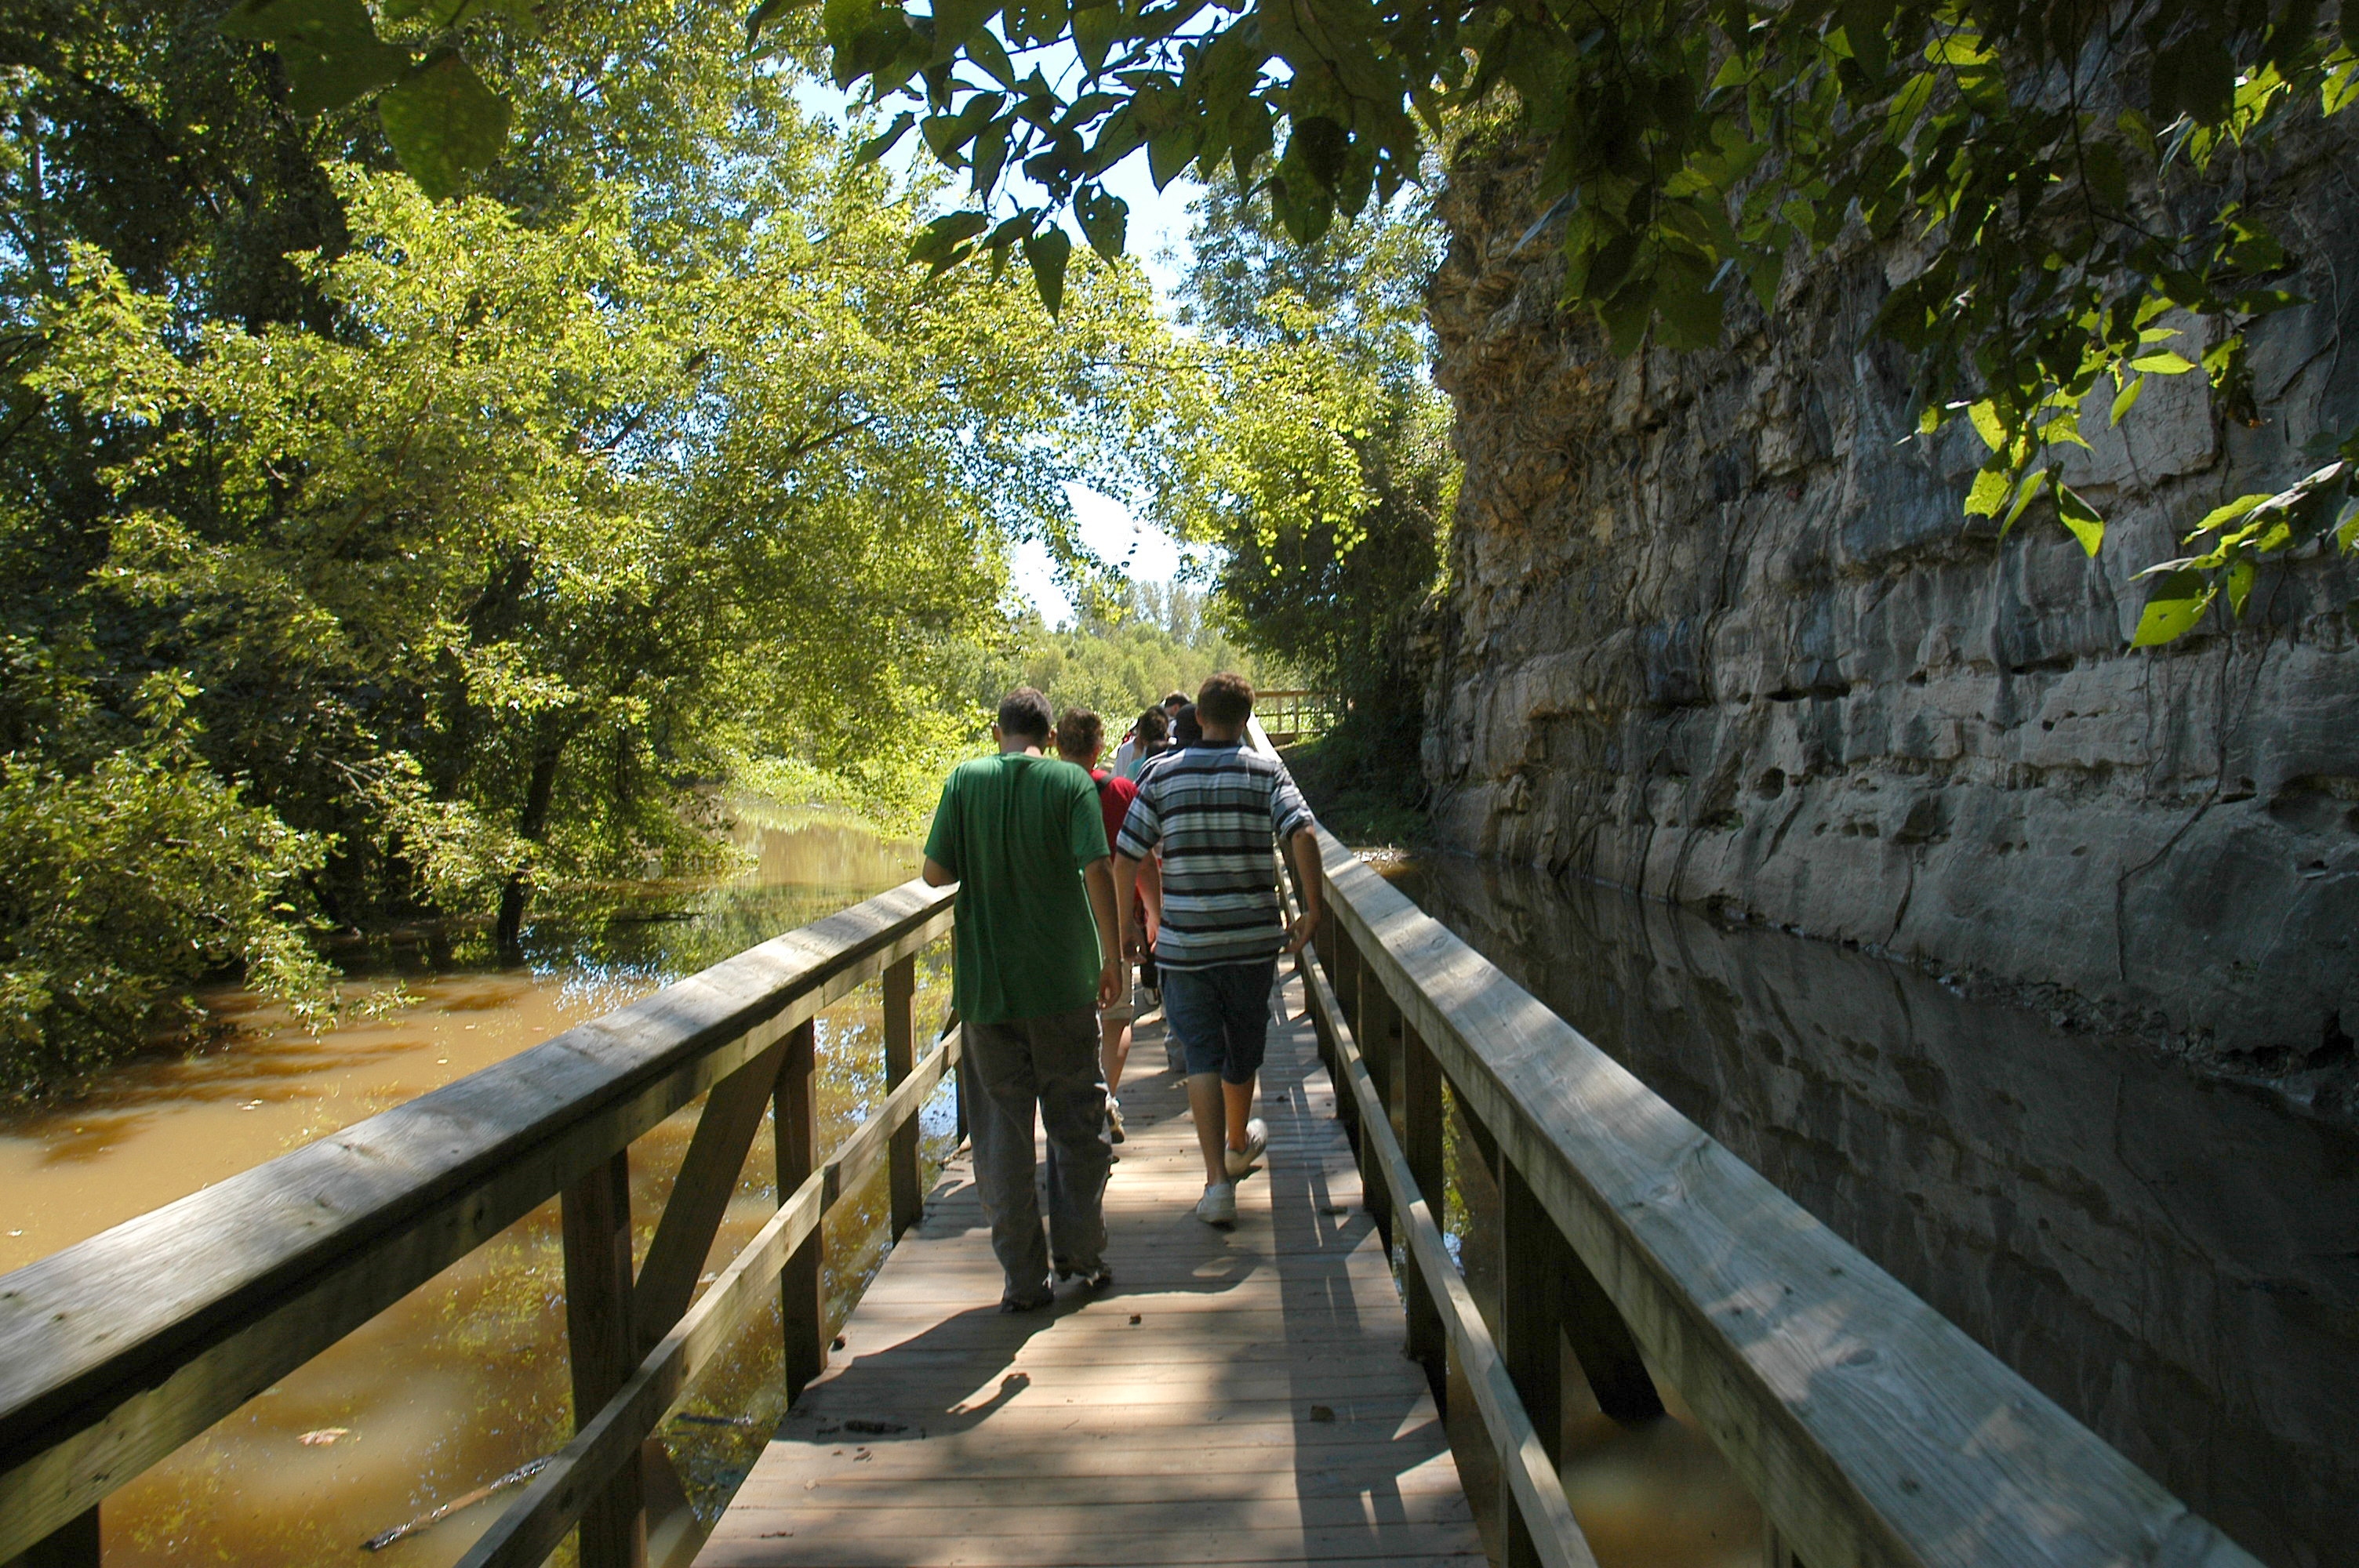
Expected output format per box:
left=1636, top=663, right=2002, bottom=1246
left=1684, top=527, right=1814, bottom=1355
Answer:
left=2004, top=466, right=2049, bottom=530
left=1965, top=464, right=2010, bottom=517
left=1023, top=225, right=1071, bottom=314
left=1074, top=186, right=1128, bottom=259
left=909, top=208, right=989, bottom=271
left=2335, top=497, right=2359, bottom=553
left=2129, top=350, right=2196, bottom=375
left=2055, top=482, right=2106, bottom=557
left=1290, top=114, right=1348, bottom=190
left=2191, top=491, right=2270, bottom=535
left=2131, top=568, right=2215, bottom=647
left=929, top=0, right=996, bottom=50
left=2109, top=374, right=2143, bottom=426
left=220, top=0, right=411, bottom=116
left=966, top=26, right=1018, bottom=86
left=854, top=110, right=916, bottom=164
left=1147, top=123, right=1197, bottom=189
left=1966, top=398, right=2005, bottom=451
left=377, top=52, right=511, bottom=200
left=1071, top=0, right=1121, bottom=74
left=2226, top=556, right=2255, bottom=616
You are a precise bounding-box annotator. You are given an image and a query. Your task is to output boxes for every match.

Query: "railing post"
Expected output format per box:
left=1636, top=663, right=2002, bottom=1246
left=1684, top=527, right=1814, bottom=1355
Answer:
left=5, top=1507, right=98, bottom=1568
left=1401, top=1021, right=1446, bottom=1390
left=882, top=956, right=921, bottom=1241
left=1328, top=920, right=1360, bottom=1138
left=774, top=1020, right=827, bottom=1403
left=1497, top=1160, right=1565, bottom=1568
left=561, top=1149, right=644, bottom=1568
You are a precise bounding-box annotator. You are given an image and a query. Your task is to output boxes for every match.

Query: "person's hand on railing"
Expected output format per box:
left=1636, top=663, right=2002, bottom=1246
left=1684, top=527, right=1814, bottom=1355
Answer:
left=1282, top=911, right=1318, bottom=956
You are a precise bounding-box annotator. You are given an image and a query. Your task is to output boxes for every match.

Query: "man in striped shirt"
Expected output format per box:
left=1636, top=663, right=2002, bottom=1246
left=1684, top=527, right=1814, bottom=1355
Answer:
left=1114, top=673, right=1325, bottom=1227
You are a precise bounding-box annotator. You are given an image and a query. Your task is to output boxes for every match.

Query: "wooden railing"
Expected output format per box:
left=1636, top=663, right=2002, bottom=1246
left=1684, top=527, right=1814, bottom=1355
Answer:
left=1252, top=688, right=1340, bottom=744
left=0, top=879, right=959, bottom=1568
left=1286, top=823, right=2266, bottom=1568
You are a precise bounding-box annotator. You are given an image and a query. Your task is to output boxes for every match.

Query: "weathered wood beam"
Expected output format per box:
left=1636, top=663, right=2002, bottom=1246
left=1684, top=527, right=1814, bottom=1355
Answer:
left=562, top=1151, right=644, bottom=1568
left=773, top=1022, right=826, bottom=1403
left=883, top=956, right=921, bottom=1241
left=453, top=1034, right=954, bottom=1568
left=632, top=1040, right=787, bottom=1352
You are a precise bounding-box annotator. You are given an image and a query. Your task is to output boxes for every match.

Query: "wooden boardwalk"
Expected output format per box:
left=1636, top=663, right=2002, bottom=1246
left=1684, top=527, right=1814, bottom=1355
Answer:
left=695, top=971, right=1484, bottom=1568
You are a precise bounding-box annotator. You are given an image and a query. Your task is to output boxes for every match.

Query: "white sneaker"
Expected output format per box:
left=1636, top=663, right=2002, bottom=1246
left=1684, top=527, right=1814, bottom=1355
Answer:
left=1224, top=1117, right=1268, bottom=1178
left=1195, top=1181, right=1237, bottom=1227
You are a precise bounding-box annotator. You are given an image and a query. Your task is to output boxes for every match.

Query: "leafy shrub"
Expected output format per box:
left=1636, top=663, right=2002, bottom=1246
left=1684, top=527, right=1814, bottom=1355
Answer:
left=0, top=674, right=331, bottom=1100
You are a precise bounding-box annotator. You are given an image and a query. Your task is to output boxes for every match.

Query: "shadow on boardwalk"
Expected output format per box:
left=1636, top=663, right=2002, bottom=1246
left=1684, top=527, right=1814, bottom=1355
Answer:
left=693, top=975, right=1481, bottom=1568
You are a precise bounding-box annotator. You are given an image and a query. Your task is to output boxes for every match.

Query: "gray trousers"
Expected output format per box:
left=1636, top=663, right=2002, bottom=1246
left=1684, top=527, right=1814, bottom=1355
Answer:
left=963, top=1006, right=1111, bottom=1300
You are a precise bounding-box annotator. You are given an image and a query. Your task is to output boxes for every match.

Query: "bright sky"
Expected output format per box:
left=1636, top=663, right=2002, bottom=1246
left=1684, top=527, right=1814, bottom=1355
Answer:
left=791, top=69, right=1203, bottom=627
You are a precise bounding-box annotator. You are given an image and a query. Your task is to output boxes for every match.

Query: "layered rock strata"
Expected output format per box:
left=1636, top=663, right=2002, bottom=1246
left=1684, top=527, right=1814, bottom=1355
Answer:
left=1423, top=131, right=2359, bottom=1073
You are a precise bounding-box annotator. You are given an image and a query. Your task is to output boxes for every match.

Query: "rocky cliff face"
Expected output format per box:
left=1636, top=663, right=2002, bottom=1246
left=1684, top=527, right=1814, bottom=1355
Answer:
left=1422, top=130, right=2359, bottom=1080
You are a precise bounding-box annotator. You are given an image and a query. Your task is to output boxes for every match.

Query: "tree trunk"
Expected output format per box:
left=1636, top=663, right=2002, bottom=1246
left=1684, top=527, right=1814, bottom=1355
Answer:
left=495, top=729, right=569, bottom=964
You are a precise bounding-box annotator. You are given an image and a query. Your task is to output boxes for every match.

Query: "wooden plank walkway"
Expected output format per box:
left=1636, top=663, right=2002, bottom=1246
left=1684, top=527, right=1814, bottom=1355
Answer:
left=695, top=970, right=1485, bottom=1568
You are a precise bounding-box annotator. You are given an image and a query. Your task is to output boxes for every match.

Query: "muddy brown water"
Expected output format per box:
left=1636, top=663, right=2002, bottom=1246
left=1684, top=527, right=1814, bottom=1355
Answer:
left=0, top=811, right=942, bottom=1566
left=1393, top=853, right=2359, bottom=1568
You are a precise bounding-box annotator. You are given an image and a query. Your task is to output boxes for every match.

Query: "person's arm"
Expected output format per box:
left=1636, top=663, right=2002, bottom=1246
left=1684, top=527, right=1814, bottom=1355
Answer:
left=922, top=857, right=956, bottom=887
left=1114, top=853, right=1142, bottom=958
left=1136, top=851, right=1163, bottom=946
left=1083, top=855, right=1123, bottom=1006
left=1282, top=825, right=1323, bottom=954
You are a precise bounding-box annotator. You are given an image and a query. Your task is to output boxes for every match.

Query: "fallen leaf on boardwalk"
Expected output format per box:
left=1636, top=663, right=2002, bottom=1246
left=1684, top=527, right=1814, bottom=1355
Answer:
left=299, top=1428, right=351, bottom=1446
left=1129, top=1314, right=1143, bottom=1325
left=1308, top=1406, right=1336, bottom=1423
left=842, top=1418, right=907, bottom=1435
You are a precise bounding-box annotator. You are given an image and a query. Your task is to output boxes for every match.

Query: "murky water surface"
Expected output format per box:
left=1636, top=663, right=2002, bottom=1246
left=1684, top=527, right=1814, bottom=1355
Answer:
left=0, top=811, right=937, bottom=1566
left=1393, top=854, right=2359, bottom=1568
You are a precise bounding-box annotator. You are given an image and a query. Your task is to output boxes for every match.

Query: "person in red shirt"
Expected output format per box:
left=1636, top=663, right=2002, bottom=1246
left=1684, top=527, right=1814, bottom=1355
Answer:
left=1056, top=708, right=1159, bottom=1142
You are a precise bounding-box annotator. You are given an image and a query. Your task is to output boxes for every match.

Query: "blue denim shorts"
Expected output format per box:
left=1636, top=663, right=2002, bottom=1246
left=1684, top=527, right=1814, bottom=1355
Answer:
left=1161, top=960, right=1278, bottom=1084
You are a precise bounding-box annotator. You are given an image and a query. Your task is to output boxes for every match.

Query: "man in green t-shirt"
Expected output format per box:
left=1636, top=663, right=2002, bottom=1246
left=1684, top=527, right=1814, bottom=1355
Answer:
left=921, top=687, right=1125, bottom=1310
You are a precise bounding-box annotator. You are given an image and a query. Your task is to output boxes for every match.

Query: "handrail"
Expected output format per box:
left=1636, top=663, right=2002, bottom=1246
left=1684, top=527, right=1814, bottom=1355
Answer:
left=457, top=1018, right=963, bottom=1567
left=1292, top=927, right=1598, bottom=1568
left=1303, top=825, right=2263, bottom=1568
left=0, top=877, right=956, bottom=1563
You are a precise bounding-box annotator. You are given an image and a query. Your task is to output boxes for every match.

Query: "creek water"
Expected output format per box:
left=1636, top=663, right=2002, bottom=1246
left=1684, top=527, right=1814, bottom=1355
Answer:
left=0, top=810, right=942, bottom=1566
left=1392, top=854, right=2359, bottom=1568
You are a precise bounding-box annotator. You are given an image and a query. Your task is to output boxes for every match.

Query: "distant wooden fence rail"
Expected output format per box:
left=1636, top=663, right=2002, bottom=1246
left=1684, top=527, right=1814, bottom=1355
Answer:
left=1252, top=688, right=1340, bottom=744
left=1275, top=778, right=2263, bottom=1568
left=0, top=880, right=959, bottom=1568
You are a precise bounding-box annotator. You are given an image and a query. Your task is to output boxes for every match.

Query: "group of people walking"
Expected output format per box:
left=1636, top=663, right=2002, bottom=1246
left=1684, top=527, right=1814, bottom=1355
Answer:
left=919, top=674, right=1325, bottom=1312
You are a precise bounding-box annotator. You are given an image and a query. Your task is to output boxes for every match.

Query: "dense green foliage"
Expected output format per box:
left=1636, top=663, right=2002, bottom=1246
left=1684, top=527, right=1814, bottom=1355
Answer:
left=779, top=0, right=2359, bottom=640
left=0, top=0, right=1169, bottom=1094
left=1158, top=187, right=1452, bottom=735
left=997, top=579, right=1285, bottom=730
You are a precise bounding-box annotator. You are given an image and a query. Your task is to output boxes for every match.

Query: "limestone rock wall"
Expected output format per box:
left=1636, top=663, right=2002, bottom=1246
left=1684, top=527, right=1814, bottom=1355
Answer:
left=1422, top=132, right=2359, bottom=1071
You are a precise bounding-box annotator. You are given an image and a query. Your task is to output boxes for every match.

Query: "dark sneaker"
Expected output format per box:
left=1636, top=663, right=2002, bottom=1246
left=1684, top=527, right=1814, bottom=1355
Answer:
left=1056, top=1260, right=1115, bottom=1292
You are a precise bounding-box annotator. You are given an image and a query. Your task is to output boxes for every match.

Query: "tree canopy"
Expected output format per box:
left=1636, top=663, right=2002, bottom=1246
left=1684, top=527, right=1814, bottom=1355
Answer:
left=206, top=0, right=2359, bottom=637
left=0, top=0, right=1173, bottom=1092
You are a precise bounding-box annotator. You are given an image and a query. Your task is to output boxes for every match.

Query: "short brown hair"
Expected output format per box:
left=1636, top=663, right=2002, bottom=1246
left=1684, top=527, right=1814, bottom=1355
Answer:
left=1196, top=673, right=1254, bottom=728
left=1055, top=706, right=1103, bottom=762
left=998, top=687, right=1053, bottom=742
